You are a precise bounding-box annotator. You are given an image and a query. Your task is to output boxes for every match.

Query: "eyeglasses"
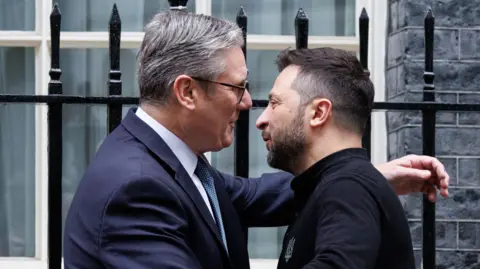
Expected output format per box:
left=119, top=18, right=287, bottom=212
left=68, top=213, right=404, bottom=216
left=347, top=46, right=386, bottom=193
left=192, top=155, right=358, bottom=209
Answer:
left=191, top=76, right=247, bottom=104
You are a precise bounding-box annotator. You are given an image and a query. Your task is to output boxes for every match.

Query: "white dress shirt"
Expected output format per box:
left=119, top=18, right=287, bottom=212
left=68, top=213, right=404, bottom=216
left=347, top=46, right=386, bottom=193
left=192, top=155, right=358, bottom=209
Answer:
left=135, top=107, right=215, bottom=219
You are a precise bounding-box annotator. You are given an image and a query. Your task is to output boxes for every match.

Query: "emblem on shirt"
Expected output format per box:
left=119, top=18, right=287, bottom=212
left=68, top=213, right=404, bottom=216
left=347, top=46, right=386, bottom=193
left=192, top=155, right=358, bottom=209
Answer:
left=284, top=237, right=295, bottom=263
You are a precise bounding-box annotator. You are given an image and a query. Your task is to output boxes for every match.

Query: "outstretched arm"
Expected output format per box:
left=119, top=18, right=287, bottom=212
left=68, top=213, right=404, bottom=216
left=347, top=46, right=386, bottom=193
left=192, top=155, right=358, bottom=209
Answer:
left=216, top=154, right=449, bottom=228
left=218, top=171, right=296, bottom=227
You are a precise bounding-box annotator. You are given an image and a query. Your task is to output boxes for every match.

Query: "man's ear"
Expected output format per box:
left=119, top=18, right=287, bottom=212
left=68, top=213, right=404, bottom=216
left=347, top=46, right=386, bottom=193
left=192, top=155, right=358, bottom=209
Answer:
left=172, top=75, right=198, bottom=110
left=308, top=98, right=332, bottom=128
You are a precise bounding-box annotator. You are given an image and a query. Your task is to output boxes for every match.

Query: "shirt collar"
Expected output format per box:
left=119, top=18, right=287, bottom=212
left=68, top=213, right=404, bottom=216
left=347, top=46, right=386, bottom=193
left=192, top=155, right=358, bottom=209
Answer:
left=135, top=107, right=198, bottom=178
left=291, top=148, right=369, bottom=205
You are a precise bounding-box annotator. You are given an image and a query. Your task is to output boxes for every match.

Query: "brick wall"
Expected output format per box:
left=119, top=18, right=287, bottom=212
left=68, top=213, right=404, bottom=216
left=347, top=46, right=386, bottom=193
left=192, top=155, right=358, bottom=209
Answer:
left=387, top=0, right=480, bottom=268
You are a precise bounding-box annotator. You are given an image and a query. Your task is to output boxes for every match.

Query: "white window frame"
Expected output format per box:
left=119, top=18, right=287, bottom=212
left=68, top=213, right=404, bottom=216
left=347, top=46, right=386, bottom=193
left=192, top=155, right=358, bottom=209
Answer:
left=0, top=0, right=387, bottom=268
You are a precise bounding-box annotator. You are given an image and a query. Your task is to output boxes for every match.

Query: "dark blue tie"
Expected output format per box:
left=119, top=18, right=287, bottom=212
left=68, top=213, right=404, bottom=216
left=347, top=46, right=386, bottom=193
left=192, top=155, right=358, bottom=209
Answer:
left=195, top=157, right=228, bottom=251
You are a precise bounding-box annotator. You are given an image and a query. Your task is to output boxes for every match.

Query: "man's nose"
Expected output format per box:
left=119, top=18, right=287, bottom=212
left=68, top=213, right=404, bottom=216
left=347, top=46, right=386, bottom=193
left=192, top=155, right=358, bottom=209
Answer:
left=255, top=108, right=269, bottom=130
left=238, top=89, right=253, bottom=110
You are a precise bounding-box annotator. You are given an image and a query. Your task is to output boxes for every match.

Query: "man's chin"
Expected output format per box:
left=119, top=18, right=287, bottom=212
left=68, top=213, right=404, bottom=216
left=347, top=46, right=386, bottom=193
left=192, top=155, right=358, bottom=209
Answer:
left=219, top=135, right=233, bottom=149
left=268, top=152, right=297, bottom=173
left=267, top=153, right=280, bottom=170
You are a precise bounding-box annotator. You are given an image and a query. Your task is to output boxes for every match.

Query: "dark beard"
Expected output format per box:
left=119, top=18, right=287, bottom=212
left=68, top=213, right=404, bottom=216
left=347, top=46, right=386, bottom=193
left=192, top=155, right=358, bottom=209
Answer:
left=267, top=115, right=306, bottom=174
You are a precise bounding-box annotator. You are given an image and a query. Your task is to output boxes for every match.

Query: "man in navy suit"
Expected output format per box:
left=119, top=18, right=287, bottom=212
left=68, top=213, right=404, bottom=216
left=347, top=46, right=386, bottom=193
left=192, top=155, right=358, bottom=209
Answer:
left=63, top=11, right=449, bottom=269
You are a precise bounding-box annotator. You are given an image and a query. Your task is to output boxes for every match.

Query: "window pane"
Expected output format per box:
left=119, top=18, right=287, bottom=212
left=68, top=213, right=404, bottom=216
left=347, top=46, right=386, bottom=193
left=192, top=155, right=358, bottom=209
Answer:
left=60, top=48, right=140, bottom=97
left=60, top=48, right=140, bottom=236
left=55, top=0, right=195, bottom=32
left=212, top=0, right=355, bottom=36
left=246, top=50, right=278, bottom=100
left=0, top=0, right=35, bottom=30
left=0, top=47, right=35, bottom=257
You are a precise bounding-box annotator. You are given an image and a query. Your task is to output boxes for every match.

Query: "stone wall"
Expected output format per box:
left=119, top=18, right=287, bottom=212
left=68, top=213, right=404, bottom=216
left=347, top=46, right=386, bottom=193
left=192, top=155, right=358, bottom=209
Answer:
left=387, top=0, right=480, bottom=268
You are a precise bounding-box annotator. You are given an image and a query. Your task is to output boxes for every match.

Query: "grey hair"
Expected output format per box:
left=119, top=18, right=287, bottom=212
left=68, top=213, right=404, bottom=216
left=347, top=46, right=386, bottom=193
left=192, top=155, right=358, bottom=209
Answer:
left=137, top=11, right=244, bottom=105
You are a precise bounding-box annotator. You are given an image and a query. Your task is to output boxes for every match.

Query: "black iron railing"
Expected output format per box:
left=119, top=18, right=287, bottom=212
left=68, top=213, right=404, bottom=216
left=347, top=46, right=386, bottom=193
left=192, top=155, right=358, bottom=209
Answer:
left=1, top=1, right=479, bottom=269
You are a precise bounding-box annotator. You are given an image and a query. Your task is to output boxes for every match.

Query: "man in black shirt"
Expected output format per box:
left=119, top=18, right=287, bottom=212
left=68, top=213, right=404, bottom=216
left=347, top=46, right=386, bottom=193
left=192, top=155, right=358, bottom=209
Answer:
left=256, top=47, right=416, bottom=269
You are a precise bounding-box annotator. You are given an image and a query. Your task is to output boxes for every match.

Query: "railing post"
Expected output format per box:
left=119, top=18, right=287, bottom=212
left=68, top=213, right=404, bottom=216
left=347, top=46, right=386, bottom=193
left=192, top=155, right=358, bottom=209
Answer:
left=295, top=8, right=308, bottom=49
left=359, top=8, right=371, bottom=158
left=108, top=4, right=122, bottom=133
left=235, top=7, right=249, bottom=179
left=422, top=8, right=436, bottom=269
left=48, top=3, right=62, bottom=269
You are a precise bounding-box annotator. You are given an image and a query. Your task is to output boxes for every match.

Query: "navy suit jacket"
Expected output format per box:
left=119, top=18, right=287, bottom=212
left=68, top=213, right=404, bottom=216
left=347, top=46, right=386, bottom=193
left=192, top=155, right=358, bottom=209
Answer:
left=63, top=108, right=296, bottom=269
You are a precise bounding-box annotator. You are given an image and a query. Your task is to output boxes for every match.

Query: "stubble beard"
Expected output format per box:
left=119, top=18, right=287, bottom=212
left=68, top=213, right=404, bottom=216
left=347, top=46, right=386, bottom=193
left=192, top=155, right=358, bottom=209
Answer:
left=266, top=115, right=307, bottom=174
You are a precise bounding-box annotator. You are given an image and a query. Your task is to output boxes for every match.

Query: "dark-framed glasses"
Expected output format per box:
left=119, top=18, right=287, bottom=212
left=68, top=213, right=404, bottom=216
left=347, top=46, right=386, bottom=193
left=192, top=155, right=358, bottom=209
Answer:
left=191, top=76, right=247, bottom=104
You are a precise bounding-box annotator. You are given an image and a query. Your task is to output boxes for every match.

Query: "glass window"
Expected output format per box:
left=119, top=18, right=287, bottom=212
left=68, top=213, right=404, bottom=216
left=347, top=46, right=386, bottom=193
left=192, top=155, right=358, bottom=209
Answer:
left=245, top=50, right=279, bottom=100
left=0, top=47, right=36, bottom=257
left=59, top=48, right=140, bottom=97
left=212, top=0, right=355, bottom=36
left=59, top=48, right=140, bottom=235
left=54, top=0, right=195, bottom=32
left=0, top=0, right=35, bottom=31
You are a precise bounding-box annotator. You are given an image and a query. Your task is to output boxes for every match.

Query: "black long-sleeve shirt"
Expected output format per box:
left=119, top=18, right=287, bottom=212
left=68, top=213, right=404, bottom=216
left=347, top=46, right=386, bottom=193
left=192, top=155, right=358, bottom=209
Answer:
left=277, top=148, right=415, bottom=269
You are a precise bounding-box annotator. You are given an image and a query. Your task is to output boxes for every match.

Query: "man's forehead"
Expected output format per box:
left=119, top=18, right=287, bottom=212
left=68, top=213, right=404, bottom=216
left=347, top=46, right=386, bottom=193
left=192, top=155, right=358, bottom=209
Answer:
left=243, top=68, right=249, bottom=78
left=224, top=47, right=248, bottom=79
left=268, top=91, right=280, bottom=100
left=242, top=68, right=249, bottom=79
left=230, top=67, right=248, bottom=82
left=269, top=85, right=288, bottom=100
left=273, top=67, right=298, bottom=91
left=267, top=72, right=302, bottom=104
left=279, top=65, right=300, bottom=79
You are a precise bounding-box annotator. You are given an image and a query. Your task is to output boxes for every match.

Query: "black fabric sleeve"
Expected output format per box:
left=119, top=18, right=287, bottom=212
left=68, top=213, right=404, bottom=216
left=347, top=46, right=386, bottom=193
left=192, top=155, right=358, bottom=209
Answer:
left=303, top=177, right=381, bottom=269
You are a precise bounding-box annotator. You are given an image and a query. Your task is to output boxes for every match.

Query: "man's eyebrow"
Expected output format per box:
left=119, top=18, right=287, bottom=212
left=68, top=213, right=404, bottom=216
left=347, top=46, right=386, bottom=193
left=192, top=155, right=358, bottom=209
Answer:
left=235, top=70, right=249, bottom=86
left=236, top=78, right=247, bottom=87
left=231, top=69, right=248, bottom=87
left=268, top=92, right=279, bottom=100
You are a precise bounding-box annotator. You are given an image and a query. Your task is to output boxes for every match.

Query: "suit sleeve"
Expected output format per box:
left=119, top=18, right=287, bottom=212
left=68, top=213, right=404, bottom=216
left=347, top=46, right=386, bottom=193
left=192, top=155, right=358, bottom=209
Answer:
left=217, top=171, right=296, bottom=227
left=303, top=178, right=381, bottom=269
left=99, top=177, right=202, bottom=269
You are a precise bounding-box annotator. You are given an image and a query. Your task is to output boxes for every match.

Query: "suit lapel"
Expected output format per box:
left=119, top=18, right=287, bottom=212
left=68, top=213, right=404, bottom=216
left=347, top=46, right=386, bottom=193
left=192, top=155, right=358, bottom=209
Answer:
left=174, top=165, right=227, bottom=253
left=121, top=108, right=231, bottom=260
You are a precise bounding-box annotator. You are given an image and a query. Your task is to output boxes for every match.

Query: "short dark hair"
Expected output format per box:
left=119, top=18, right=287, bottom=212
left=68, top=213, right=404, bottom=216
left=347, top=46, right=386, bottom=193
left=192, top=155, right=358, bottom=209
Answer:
left=276, top=47, right=374, bottom=135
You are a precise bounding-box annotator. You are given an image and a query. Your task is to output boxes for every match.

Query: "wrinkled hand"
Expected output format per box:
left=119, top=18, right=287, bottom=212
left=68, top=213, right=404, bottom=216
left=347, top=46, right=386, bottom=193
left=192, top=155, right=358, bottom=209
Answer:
left=375, top=154, right=449, bottom=202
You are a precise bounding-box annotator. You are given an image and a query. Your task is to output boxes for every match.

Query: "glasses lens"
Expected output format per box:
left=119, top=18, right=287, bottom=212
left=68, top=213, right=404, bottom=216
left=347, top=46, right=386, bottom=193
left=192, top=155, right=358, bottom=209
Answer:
left=237, top=88, right=245, bottom=103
